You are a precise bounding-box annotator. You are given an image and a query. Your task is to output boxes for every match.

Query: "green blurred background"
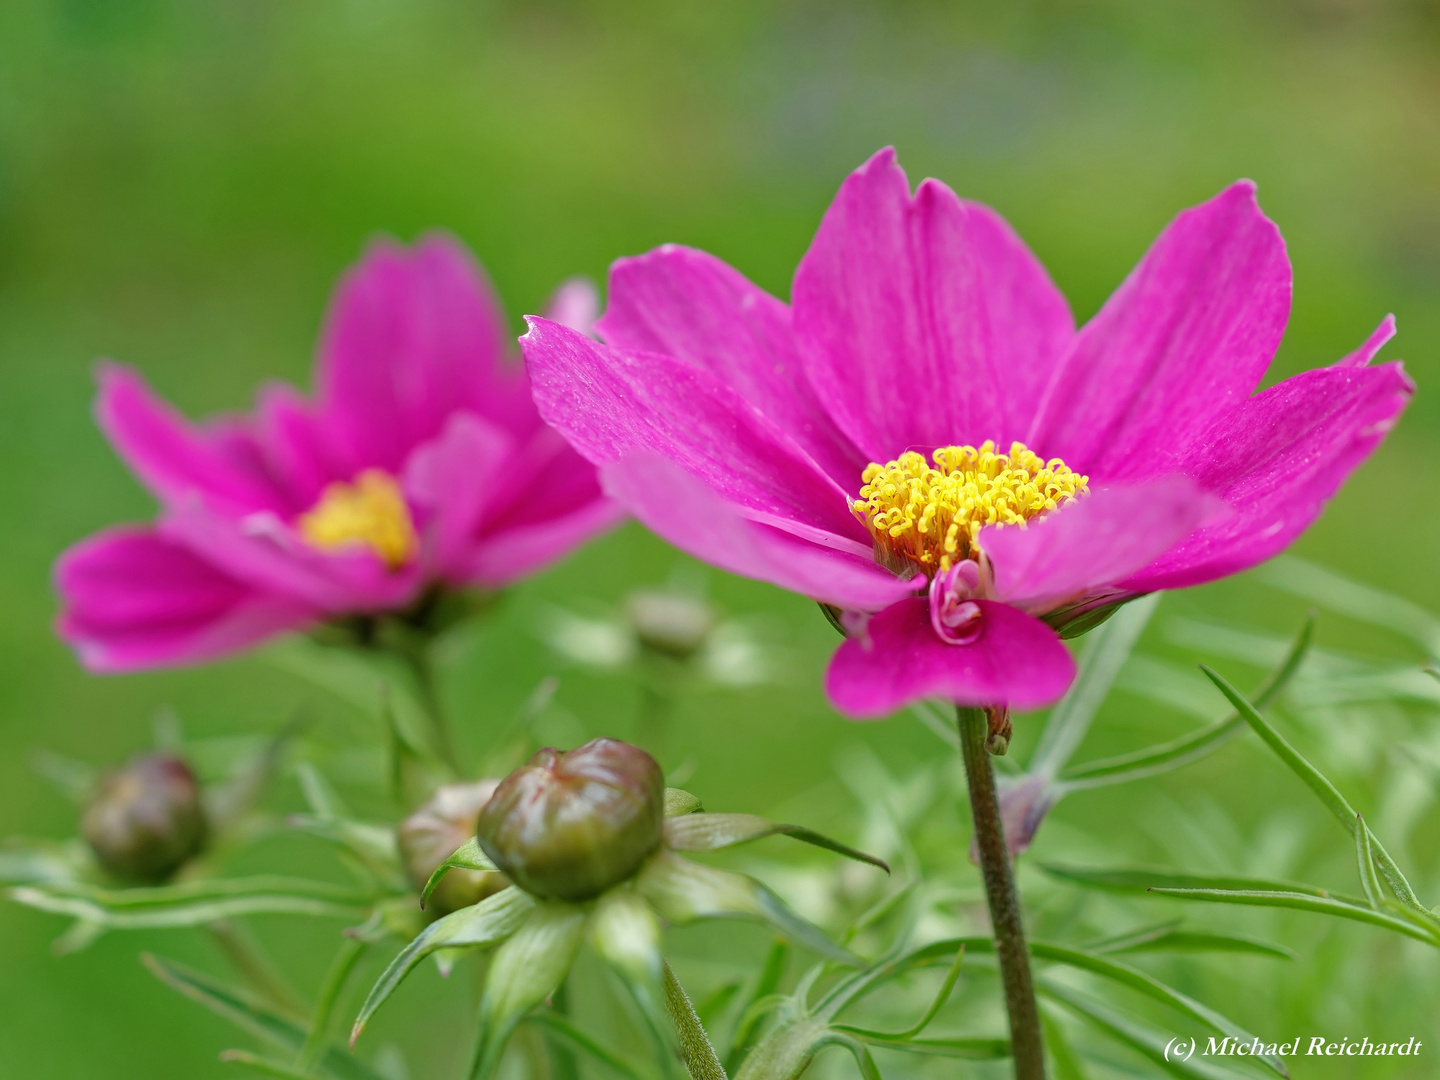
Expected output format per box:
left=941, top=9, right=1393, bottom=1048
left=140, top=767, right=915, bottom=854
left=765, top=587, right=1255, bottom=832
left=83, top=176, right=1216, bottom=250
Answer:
left=2, top=1, right=1438, bottom=1076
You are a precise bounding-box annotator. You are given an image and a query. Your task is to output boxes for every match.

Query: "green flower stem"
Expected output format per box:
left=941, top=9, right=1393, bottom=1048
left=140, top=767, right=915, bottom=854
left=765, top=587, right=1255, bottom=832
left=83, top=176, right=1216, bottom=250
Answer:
left=545, top=982, right=581, bottom=1080
left=393, top=638, right=461, bottom=777
left=663, top=959, right=727, bottom=1080
left=298, top=934, right=368, bottom=1069
left=957, top=706, right=1045, bottom=1080
left=207, top=918, right=307, bottom=1019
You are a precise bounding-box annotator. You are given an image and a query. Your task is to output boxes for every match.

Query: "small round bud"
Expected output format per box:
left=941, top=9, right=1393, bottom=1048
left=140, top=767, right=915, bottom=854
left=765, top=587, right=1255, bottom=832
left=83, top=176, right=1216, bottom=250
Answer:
left=625, top=590, right=714, bottom=659
left=81, top=754, right=207, bottom=882
left=477, top=738, right=664, bottom=901
left=985, top=705, right=1013, bottom=757
left=397, top=779, right=506, bottom=914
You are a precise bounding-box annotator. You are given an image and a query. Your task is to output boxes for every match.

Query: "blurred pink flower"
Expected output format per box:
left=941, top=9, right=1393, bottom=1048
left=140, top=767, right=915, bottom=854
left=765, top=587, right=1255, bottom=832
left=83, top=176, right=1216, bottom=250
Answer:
left=58, top=235, right=620, bottom=671
left=521, top=148, right=1412, bottom=718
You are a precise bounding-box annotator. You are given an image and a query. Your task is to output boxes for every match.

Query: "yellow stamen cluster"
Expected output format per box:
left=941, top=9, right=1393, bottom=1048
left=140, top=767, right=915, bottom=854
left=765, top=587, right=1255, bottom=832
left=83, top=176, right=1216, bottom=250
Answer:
left=853, top=441, right=1087, bottom=575
left=298, top=469, right=417, bottom=570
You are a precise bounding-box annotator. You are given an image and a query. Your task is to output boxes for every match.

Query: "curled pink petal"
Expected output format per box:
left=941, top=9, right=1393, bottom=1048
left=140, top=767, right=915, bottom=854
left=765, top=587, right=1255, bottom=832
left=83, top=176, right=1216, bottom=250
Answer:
left=826, top=598, right=1076, bottom=718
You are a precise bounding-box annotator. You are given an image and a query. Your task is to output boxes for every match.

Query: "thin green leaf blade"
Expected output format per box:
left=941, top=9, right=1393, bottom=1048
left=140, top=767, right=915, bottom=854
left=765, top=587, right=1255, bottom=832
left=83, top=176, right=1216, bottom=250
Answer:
left=143, top=954, right=386, bottom=1080
left=1030, top=595, right=1159, bottom=778
left=1200, top=664, right=1422, bottom=910
left=1031, top=942, right=1288, bottom=1077
left=1147, top=888, right=1440, bottom=946
left=1040, top=981, right=1252, bottom=1080
left=1063, top=612, right=1313, bottom=788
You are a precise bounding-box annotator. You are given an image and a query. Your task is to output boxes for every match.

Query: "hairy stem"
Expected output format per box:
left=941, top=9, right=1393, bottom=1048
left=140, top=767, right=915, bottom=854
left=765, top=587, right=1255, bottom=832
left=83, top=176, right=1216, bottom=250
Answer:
left=662, top=959, right=727, bottom=1080
left=958, top=706, right=1046, bottom=1079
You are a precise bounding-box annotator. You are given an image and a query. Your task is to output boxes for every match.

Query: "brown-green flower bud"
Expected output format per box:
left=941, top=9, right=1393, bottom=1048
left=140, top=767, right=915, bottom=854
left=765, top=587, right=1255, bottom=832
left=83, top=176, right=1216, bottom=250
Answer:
left=397, top=779, right=507, bottom=914
left=476, top=738, right=664, bottom=901
left=81, top=754, right=207, bottom=882
left=625, top=589, right=714, bottom=659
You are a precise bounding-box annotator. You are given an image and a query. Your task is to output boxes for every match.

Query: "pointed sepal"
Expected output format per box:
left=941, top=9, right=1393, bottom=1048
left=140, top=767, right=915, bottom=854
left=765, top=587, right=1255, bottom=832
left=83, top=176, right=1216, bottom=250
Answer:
left=419, top=836, right=499, bottom=910
left=471, top=901, right=589, bottom=1080
left=664, top=813, right=889, bottom=874
left=350, top=887, right=533, bottom=1047
left=637, top=850, right=858, bottom=965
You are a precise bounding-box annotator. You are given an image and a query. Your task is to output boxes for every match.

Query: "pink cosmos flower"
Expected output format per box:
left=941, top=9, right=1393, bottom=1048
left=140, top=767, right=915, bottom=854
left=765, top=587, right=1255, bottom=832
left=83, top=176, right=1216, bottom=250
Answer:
left=57, top=234, right=620, bottom=672
left=520, top=148, right=1413, bottom=719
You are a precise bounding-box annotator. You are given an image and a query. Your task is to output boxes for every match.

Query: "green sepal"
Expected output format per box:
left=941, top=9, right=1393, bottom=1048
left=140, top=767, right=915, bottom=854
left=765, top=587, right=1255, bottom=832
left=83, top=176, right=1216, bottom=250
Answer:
left=419, top=836, right=499, bottom=909
left=664, top=788, right=703, bottom=817
left=351, top=887, right=534, bottom=1045
left=664, top=813, right=889, bottom=874
left=471, top=901, right=589, bottom=1080
left=637, top=849, right=858, bottom=965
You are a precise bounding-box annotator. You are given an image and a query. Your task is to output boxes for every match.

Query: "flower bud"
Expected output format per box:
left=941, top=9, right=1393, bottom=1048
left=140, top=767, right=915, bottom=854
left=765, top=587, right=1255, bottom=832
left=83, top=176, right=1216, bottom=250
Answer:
left=81, top=754, right=207, bottom=882
left=397, top=779, right=507, bottom=914
left=477, top=738, right=664, bottom=901
left=625, top=589, right=714, bottom=659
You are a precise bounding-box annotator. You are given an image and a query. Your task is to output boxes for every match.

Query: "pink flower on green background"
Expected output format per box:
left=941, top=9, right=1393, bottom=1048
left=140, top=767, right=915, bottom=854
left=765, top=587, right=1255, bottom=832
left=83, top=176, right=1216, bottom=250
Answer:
left=521, top=148, right=1412, bottom=718
left=58, top=235, right=620, bottom=671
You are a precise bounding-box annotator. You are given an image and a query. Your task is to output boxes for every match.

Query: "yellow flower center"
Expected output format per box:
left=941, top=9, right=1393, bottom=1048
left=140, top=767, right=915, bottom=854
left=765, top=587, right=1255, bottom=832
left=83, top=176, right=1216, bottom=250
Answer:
left=297, top=470, right=417, bottom=569
left=852, top=441, right=1088, bottom=576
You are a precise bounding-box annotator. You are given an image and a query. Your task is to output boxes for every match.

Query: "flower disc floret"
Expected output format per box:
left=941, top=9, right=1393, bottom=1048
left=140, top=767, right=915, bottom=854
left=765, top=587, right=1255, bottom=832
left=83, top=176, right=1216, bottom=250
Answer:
left=853, top=441, right=1088, bottom=576
left=297, top=469, right=417, bottom=569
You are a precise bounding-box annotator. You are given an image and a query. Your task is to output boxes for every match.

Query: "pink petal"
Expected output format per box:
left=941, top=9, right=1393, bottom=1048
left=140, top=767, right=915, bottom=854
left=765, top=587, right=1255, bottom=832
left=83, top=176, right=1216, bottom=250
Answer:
left=600, top=453, right=915, bottom=612
left=1027, top=180, right=1291, bottom=480
left=55, top=527, right=316, bottom=672
left=1122, top=360, right=1413, bottom=592
left=825, top=598, right=1076, bottom=718
left=159, top=501, right=424, bottom=614
left=255, top=383, right=347, bottom=511
left=521, top=316, right=869, bottom=546
left=543, top=277, right=602, bottom=337
left=463, top=498, right=625, bottom=588
left=981, top=477, right=1224, bottom=613
left=402, top=414, right=517, bottom=580
left=96, top=364, right=292, bottom=517
left=793, top=147, right=1074, bottom=461
left=316, top=233, right=528, bottom=471
left=598, top=245, right=865, bottom=484
left=1334, top=314, right=1396, bottom=369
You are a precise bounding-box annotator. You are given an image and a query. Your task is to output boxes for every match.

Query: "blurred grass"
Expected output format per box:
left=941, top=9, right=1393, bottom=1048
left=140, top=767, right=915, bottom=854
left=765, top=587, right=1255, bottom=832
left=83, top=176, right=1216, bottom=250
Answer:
left=1, top=1, right=1438, bottom=1077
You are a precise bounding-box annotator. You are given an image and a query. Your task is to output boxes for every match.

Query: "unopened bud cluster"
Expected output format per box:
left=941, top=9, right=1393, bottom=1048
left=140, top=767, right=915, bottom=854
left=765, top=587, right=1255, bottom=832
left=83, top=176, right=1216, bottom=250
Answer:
left=398, top=779, right=507, bottom=914
left=476, top=738, right=664, bottom=901
left=81, top=754, right=207, bottom=882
